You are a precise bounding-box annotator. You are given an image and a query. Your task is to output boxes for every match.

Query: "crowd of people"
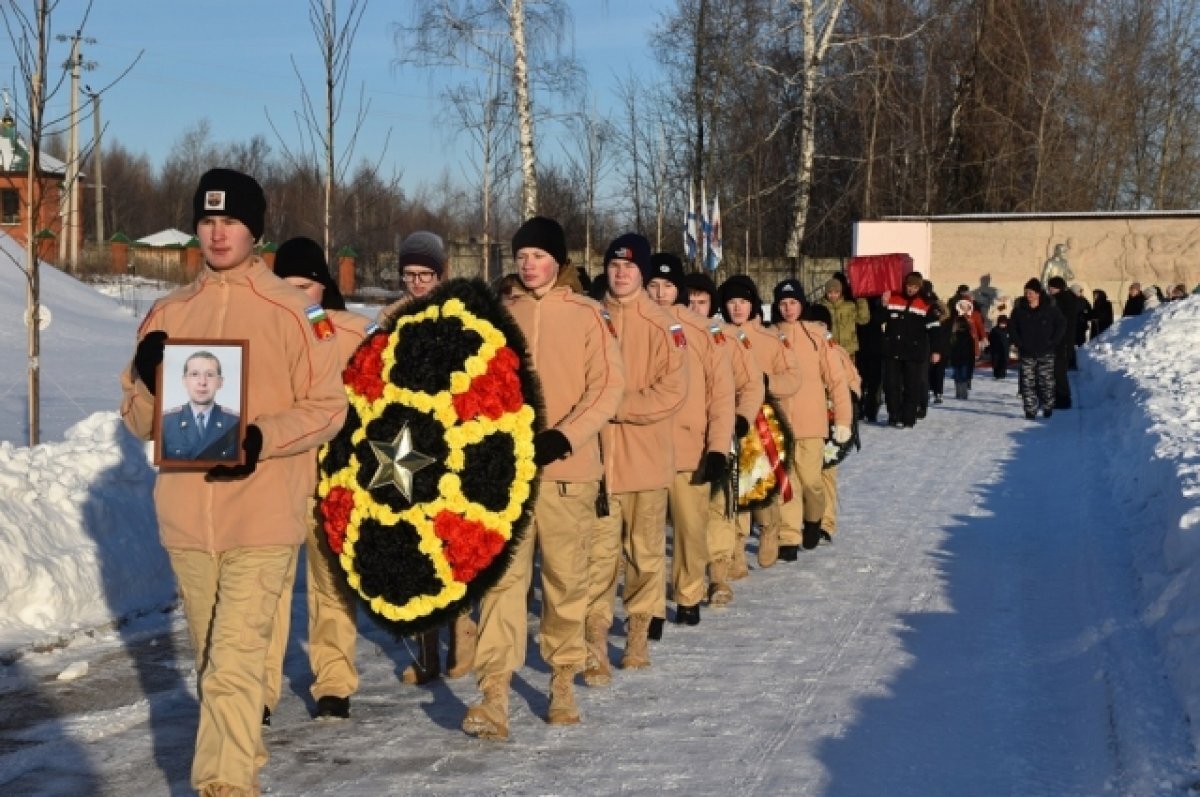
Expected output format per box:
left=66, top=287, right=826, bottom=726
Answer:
left=118, top=166, right=1197, bottom=796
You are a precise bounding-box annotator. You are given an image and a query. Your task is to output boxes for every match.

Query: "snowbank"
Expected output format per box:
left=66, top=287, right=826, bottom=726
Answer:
left=1083, top=296, right=1200, bottom=748
left=0, top=412, right=169, bottom=659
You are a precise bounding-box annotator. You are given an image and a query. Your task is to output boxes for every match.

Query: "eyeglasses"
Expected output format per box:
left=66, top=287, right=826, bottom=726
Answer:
left=401, top=270, right=437, bottom=284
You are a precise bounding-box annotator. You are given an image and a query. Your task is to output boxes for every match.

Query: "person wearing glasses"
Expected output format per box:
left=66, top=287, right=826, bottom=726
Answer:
left=376, top=231, right=481, bottom=687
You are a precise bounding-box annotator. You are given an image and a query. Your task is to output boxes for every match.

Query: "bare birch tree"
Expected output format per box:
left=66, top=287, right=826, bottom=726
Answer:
left=396, top=0, right=580, bottom=221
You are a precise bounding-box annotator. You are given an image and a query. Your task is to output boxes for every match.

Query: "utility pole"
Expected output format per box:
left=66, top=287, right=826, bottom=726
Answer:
left=88, top=88, right=103, bottom=245
left=56, top=30, right=95, bottom=271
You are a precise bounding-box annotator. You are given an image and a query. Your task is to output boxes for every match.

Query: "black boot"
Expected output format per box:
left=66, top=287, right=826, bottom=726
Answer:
left=778, top=545, right=799, bottom=561
left=673, top=604, right=701, bottom=626
left=802, top=521, right=824, bottom=550
left=648, top=616, right=665, bottom=641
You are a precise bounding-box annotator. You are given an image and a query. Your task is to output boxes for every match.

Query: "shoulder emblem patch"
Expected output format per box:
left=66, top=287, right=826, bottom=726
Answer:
left=601, top=309, right=618, bottom=338
left=306, top=304, right=337, bottom=341
left=738, top=330, right=752, bottom=349
left=670, top=323, right=687, bottom=349
left=778, top=332, right=792, bottom=349
left=708, top=323, right=727, bottom=345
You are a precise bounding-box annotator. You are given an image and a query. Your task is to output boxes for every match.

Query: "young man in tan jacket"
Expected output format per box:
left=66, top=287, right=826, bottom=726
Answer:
left=770, top=279, right=853, bottom=557
left=120, top=169, right=348, bottom=796
left=716, top=275, right=803, bottom=575
left=584, top=233, right=688, bottom=683
left=646, top=253, right=736, bottom=626
left=462, top=216, right=624, bottom=740
left=684, top=273, right=764, bottom=606
left=262, top=236, right=376, bottom=725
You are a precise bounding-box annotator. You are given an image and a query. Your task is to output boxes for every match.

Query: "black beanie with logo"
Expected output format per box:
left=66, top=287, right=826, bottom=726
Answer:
left=192, top=168, right=266, bottom=241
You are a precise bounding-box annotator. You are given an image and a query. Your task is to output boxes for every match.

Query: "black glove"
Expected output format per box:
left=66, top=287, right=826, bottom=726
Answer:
left=206, top=425, right=263, bottom=482
left=702, top=452, right=728, bottom=484
left=133, top=331, right=168, bottom=395
left=533, top=429, right=572, bottom=467
left=735, top=415, right=750, bottom=439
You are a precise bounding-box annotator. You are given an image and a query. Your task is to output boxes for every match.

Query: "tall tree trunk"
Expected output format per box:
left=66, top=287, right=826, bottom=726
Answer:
left=510, top=0, right=539, bottom=217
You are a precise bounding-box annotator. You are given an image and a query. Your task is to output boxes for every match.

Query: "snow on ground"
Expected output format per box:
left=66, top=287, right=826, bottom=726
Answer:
left=1, top=246, right=1199, bottom=795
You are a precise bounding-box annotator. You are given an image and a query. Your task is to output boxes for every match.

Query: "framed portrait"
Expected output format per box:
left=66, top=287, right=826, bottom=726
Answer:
left=153, top=339, right=249, bottom=470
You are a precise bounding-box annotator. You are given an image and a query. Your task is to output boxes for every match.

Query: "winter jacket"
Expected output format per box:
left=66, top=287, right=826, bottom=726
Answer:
left=773, top=319, right=851, bottom=439
left=663, top=304, right=736, bottom=472
left=987, top=325, right=1010, bottom=363
left=1123, top=292, right=1146, bottom=317
left=721, top=321, right=767, bottom=427
left=120, top=257, right=349, bottom=553
left=1051, top=289, right=1081, bottom=354
left=948, top=317, right=977, bottom=368
left=601, top=291, right=688, bottom=493
left=817, top=296, right=869, bottom=357
left=508, top=286, right=625, bottom=483
left=882, top=292, right=940, bottom=362
left=1090, top=292, right=1114, bottom=338
left=1009, top=295, right=1066, bottom=357
left=734, top=318, right=804, bottom=402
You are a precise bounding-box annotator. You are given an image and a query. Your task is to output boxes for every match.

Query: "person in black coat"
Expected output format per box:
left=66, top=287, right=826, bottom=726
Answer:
left=1073, top=286, right=1091, bottom=348
left=856, top=296, right=887, bottom=423
left=988, top=314, right=1011, bottom=379
left=1046, top=276, right=1079, bottom=406
left=1009, top=278, right=1066, bottom=419
left=1123, top=282, right=1146, bottom=317
left=1090, top=289, right=1114, bottom=338
left=882, top=271, right=941, bottom=428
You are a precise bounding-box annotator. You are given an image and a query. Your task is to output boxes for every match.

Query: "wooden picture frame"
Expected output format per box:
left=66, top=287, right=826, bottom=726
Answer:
left=153, top=339, right=249, bottom=470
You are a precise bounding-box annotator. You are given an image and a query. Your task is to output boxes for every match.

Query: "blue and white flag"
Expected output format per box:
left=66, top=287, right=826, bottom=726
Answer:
left=684, top=183, right=699, bottom=262
left=705, top=192, right=722, bottom=272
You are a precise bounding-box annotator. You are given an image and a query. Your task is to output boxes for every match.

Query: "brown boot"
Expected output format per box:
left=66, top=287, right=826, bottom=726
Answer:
left=707, top=557, right=733, bottom=607
left=445, top=614, right=477, bottom=679
left=757, top=525, right=780, bottom=568
left=400, top=628, right=441, bottom=685
left=621, top=614, right=652, bottom=670
left=546, top=666, right=581, bottom=725
left=462, top=672, right=510, bottom=740
left=582, top=615, right=612, bottom=687
left=729, top=539, right=749, bottom=580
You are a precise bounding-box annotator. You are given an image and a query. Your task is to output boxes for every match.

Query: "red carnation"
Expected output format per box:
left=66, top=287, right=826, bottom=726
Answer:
left=453, top=346, right=524, bottom=421
left=432, top=510, right=506, bottom=582
left=321, top=486, right=355, bottom=554
left=344, top=334, right=389, bottom=401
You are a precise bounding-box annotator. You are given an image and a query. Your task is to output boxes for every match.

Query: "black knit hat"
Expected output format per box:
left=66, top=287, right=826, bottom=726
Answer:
left=648, top=252, right=687, bottom=304
left=512, top=216, right=567, bottom=266
left=1024, top=277, right=1044, bottom=293
left=717, top=275, right=763, bottom=321
left=773, top=278, right=806, bottom=307
left=684, top=272, right=719, bottom=316
left=398, top=231, right=447, bottom=277
left=803, top=303, right=833, bottom=329
left=274, top=236, right=345, bottom=310
left=604, top=233, right=652, bottom=283
left=1046, top=276, right=1068, bottom=292
left=192, top=168, right=266, bottom=241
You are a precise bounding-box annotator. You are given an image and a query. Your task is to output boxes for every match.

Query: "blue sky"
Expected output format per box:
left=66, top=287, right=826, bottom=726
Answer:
left=3, top=1, right=666, bottom=187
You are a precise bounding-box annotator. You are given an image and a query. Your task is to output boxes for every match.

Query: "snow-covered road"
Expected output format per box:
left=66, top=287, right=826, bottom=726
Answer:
left=1, top=374, right=1197, bottom=796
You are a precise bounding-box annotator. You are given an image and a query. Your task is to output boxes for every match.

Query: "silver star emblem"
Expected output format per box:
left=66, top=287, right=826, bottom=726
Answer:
left=367, top=423, right=436, bottom=500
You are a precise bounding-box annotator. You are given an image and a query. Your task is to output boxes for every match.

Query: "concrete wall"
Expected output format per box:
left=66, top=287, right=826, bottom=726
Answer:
left=855, top=214, right=1200, bottom=319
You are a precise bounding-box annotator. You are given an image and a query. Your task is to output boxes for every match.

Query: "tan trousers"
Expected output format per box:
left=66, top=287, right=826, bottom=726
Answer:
left=588, top=488, right=669, bottom=626
left=736, top=500, right=780, bottom=557
left=777, top=437, right=827, bottom=545
left=667, top=471, right=710, bottom=607
left=169, top=545, right=297, bottom=794
left=474, top=480, right=598, bottom=678
left=822, top=464, right=839, bottom=535
left=707, top=486, right=737, bottom=562
left=263, top=508, right=359, bottom=709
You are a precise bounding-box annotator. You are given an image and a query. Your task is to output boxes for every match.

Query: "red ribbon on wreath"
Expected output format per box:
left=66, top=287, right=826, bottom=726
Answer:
left=755, top=410, right=793, bottom=502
